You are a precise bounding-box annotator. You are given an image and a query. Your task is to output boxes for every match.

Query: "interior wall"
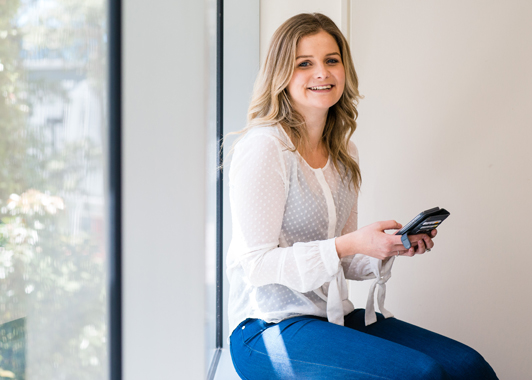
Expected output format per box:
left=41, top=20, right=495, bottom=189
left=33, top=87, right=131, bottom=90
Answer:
left=349, top=1, right=532, bottom=379
left=123, top=0, right=207, bottom=378
left=259, top=1, right=532, bottom=378
left=259, top=0, right=345, bottom=62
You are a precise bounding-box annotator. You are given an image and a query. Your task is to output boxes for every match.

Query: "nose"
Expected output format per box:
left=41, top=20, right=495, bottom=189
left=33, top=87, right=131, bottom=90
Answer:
left=314, top=63, right=330, bottom=79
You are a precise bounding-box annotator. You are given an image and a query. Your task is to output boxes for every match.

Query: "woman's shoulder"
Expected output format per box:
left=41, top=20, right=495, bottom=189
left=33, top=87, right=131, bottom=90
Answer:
left=229, top=126, right=291, bottom=182
left=237, top=125, right=293, bottom=152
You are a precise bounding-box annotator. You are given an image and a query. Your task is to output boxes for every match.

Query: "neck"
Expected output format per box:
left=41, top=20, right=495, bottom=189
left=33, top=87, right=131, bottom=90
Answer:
left=301, top=108, right=328, bottom=153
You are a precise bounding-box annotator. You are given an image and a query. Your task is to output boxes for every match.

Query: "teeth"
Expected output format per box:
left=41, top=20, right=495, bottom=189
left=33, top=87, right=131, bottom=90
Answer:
left=309, top=85, right=332, bottom=90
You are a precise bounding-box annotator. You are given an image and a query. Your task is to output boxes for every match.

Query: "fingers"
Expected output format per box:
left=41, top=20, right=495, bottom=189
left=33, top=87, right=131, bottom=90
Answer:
left=397, top=240, right=425, bottom=257
left=378, top=220, right=402, bottom=232
left=390, top=233, right=408, bottom=248
left=395, top=247, right=415, bottom=257
left=409, top=233, right=435, bottom=249
left=378, top=222, right=438, bottom=258
left=395, top=232, right=437, bottom=257
left=415, top=239, right=426, bottom=254
left=424, top=234, right=435, bottom=250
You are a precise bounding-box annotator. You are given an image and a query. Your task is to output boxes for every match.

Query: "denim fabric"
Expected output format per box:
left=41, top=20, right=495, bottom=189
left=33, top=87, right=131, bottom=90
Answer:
left=229, top=309, right=498, bottom=380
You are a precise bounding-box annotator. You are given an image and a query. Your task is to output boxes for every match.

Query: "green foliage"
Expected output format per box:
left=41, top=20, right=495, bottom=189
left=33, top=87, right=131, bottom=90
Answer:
left=0, top=0, right=34, bottom=201
left=0, top=0, right=108, bottom=378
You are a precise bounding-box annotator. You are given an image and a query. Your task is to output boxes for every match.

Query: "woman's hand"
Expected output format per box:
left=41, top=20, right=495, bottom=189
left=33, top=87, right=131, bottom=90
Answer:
left=399, top=229, right=437, bottom=257
left=335, top=220, right=437, bottom=260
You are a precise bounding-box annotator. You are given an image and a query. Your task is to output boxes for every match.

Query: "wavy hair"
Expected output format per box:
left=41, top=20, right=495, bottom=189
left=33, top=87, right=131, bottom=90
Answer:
left=229, top=13, right=362, bottom=189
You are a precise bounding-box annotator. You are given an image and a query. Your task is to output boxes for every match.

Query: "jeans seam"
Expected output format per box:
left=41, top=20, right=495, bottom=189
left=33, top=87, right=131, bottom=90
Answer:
left=240, top=329, right=393, bottom=380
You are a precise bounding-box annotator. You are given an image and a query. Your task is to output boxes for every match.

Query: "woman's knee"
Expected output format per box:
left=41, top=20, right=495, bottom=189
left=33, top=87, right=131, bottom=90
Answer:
left=406, top=355, right=449, bottom=380
left=451, top=346, right=497, bottom=379
left=379, top=351, right=449, bottom=380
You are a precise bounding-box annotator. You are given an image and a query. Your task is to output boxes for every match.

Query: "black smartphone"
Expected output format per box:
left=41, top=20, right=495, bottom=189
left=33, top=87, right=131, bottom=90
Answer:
left=395, top=207, right=450, bottom=236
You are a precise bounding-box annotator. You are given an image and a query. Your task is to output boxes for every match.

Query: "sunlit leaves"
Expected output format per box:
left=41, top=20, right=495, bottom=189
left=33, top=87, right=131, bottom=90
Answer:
left=0, top=0, right=107, bottom=378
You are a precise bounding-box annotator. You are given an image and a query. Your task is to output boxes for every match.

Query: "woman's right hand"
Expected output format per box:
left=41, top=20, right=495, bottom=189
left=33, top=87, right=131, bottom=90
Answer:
left=335, top=220, right=436, bottom=260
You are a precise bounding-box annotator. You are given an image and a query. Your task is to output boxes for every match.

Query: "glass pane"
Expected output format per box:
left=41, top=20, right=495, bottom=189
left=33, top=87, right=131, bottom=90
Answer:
left=0, top=0, right=108, bottom=379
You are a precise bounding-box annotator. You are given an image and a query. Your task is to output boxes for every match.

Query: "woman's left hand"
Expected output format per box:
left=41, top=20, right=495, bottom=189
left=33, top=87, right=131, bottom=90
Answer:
left=398, top=229, right=437, bottom=257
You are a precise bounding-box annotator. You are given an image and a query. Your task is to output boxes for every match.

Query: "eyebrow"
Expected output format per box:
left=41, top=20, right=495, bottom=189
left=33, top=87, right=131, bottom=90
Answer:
left=296, top=52, right=341, bottom=59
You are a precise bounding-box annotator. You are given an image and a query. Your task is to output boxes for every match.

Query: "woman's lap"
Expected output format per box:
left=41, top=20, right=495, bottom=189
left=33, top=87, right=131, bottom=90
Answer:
left=229, top=310, right=497, bottom=380
left=343, top=310, right=496, bottom=379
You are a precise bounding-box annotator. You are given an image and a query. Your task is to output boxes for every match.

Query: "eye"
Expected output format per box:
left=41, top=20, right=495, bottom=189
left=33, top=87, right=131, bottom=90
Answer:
left=298, top=61, right=311, bottom=68
left=327, top=58, right=339, bottom=64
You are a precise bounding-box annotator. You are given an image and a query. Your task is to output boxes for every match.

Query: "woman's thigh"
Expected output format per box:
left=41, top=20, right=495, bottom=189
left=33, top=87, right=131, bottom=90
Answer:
left=230, top=315, right=450, bottom=380
left=343, top=310, right=498, bottom=380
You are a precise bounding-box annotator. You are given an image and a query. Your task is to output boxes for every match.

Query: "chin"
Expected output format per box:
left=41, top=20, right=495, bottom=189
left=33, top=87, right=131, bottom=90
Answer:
left=313, top=100, right=339, bottom=110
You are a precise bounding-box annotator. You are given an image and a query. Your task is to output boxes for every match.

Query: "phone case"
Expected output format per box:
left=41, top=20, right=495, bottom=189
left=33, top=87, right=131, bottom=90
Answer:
left=395, top=207, right=450, bottom=236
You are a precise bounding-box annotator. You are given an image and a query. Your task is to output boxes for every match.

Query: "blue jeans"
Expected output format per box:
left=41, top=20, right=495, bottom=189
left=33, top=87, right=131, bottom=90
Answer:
left=229, top=310, right=498, bottom=380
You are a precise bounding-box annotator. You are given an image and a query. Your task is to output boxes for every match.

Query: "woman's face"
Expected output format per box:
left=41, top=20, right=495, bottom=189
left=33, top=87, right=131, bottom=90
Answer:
left=287, top=30, right=345, bottom=117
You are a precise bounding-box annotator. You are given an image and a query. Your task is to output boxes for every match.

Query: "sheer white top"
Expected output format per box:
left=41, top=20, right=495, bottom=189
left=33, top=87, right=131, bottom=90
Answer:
left=227, top=125, right=394, bottom=336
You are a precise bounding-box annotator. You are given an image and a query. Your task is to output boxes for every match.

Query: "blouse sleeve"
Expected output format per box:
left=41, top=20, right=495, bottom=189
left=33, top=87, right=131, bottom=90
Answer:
left=228, top=132, right=341, bottom=293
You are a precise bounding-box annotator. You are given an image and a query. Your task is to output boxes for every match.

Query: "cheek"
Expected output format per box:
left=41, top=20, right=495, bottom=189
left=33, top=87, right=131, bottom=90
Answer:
left=289, top=74, right=305, bottom=89
left=337, top=70, right=346, bottom=88
left=336, top=71, right=346, bottom=96
left=338, top=81, right=345, bottom=95
left=286, top=82, right=296, bottom=100
left=287, top=75, right=306, bottom=98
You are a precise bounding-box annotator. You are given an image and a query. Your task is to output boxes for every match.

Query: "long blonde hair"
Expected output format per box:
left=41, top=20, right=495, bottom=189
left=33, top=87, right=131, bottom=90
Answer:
left=231, top=13, right=362, bottom=189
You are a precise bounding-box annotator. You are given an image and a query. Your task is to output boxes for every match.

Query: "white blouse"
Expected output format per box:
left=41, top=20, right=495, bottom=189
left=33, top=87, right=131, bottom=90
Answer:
left=227, top=125, right=395, bottom=336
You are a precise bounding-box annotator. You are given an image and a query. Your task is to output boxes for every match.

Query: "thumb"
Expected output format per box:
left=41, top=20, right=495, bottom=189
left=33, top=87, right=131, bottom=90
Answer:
left=379, top=220, right=402, bottom=231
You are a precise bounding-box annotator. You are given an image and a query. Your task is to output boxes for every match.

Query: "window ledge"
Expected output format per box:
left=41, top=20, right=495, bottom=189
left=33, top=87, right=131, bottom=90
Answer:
left=213, top=348, right=240, bottom=380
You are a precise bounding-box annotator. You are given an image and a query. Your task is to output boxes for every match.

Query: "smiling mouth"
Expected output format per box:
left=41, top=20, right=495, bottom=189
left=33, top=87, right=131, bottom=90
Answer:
left=308, top=85, right=334, bottom=91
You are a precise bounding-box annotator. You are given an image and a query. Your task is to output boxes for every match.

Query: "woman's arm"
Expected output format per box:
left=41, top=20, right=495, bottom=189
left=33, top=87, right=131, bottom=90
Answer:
left=337, top=222, right=436, bottom=259
left=337, top=200, right=436, bottom=278
left=337, top=199, right=401, bottom=280
left=228, top=131, right=341, bottom=293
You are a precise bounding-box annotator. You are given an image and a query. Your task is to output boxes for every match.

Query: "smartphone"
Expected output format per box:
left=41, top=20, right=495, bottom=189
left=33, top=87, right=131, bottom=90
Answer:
left=395, top=207, right=450, bottom=236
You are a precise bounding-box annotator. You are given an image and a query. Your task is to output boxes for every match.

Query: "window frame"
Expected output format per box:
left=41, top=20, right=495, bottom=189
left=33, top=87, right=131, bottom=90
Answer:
left=207, top=0, right=260, bottom=378
left=108, top=0, right=122, bottom=379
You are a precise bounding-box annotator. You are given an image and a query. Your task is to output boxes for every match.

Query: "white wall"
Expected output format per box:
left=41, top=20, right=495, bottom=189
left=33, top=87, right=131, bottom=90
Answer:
left=260, top=0, right=346, bottom=61
left=259, top=1, right=532, bottom=379
left=349, top=1, right=532, bottom=379
left=123, top=0, right=208, bottom=378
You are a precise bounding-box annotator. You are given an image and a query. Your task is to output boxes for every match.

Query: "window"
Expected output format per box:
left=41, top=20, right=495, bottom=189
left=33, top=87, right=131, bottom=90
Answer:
left=206, top=1, right=260, bottom=378
left=0, top=0, right=109, bottom=378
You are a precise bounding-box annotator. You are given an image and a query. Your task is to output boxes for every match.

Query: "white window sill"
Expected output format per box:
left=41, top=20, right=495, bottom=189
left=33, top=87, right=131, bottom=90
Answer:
left=213, top=349, right=241, bottom=380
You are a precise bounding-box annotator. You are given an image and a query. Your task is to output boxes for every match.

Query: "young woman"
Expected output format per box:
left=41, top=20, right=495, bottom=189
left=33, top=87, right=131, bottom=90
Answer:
left=226, top=13, right=498, bottom=380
